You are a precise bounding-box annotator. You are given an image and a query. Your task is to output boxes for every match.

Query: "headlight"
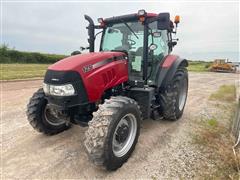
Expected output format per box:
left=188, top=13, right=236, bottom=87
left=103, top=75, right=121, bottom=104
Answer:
left=43, top=83, right=75, bottom=96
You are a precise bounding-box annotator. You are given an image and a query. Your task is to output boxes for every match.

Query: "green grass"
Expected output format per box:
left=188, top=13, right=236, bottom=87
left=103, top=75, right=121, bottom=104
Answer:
left=209, top=85, right=236, bottom=102
left=188, top=61, right=211, bottom=72
left=0, top=64, right=50, bottom=80
left=0, top=60, right=213, bottom=80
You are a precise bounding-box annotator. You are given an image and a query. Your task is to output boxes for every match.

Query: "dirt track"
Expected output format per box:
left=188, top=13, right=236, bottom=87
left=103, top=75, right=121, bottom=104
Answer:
left=1, top=72, right=239, bottom=179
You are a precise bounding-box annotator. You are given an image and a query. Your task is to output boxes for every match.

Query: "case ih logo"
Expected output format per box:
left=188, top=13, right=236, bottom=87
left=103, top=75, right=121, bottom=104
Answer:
left=83, top=64, right=93, bottom=73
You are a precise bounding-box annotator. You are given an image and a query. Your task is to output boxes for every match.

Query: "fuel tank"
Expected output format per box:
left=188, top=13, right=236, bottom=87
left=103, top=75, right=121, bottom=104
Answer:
left=47, top=51, right=128, bottom=102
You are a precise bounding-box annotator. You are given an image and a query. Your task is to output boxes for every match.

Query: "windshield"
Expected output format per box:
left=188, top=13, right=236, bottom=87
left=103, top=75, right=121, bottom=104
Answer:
left=101, top=21, right=143, bottom=52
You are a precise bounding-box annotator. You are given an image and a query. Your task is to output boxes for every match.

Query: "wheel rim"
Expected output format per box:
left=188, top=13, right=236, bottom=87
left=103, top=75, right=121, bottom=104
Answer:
left=112, top=113, right=137, bottom=157
left=44, top=106, right=66, bottom=126
left=178, top=77, right=188, bottom=111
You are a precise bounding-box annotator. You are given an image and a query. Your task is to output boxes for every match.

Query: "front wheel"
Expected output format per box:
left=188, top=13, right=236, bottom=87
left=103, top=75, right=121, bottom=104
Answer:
left=26, top=88, right=71, bottom=135
left=84, top=96, right=141, bottom=170
left=159, top=67, right=188, bottom=120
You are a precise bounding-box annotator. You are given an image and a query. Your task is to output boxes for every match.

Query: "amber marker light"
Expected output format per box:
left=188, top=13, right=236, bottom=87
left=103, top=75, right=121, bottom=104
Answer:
left=174, top=15, right=180, bottom=24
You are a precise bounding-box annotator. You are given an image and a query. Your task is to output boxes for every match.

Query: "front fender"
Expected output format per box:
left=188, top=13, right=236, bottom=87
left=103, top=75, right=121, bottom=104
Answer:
left=156, top=55, right=188, bottom=88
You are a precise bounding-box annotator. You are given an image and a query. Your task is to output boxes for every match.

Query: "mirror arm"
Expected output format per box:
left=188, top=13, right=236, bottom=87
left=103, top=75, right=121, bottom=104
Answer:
left=172, top=27, right=178, bottom=34
left=94, top=25, right=103, bottom=29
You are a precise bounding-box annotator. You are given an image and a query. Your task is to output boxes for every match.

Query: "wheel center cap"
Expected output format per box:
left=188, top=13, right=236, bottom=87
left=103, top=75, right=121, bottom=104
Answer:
left=116, top=124, right=129, bottom=143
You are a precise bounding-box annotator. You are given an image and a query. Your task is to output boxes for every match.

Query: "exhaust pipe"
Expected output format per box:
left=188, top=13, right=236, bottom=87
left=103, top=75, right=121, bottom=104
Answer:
left=84, top=15, right=95, bottom=52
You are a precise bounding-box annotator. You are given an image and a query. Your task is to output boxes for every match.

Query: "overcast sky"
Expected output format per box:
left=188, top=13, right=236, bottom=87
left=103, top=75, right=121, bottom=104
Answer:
left=1, top=1, right=239, bottom=61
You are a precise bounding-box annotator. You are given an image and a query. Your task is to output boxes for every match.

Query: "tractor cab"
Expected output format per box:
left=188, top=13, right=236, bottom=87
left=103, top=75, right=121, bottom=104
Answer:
left=100, top=19, right=168, bottom=84
left=84, top=10, right=180, bottom=86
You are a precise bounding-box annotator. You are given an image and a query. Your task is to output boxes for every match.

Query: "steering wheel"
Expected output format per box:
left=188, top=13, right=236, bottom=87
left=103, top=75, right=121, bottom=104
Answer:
left=128, top=39, right=136, bottom=46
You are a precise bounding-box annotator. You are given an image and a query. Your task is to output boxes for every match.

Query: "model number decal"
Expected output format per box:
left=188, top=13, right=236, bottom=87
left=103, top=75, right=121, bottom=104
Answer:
left=83, top=64, right=93, bottom=73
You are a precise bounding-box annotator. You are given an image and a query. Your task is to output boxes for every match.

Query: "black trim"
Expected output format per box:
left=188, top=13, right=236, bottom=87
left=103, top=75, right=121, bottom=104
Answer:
left=99, top=28, right=106, bottom=51
left=44, top=70, right=81, bottom=84
left=143, top=23, right=149, bottom=83
left=155, top=58, right=188, bottom=89
left=155, top=56, right=170, bottom=87
left=128, top=87, right=155, bottom=119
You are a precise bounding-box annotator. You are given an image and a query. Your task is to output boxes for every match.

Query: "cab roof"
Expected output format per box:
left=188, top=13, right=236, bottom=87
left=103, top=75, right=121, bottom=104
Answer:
left=103, top=13, right=158, bottom=24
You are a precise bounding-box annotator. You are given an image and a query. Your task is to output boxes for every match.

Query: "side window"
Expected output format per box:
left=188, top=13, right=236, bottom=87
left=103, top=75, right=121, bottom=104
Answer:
left=149, top=22, right=168, bottom=58
left=147, top=22, right=169, bottom=84
left=128, top=32, right=144, bottom=72
left=151, top=30, right=168, bottom=56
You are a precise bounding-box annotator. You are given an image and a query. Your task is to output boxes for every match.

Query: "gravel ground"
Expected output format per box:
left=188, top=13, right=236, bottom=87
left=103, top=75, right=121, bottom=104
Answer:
left=1, top=72, right=239, bottom=179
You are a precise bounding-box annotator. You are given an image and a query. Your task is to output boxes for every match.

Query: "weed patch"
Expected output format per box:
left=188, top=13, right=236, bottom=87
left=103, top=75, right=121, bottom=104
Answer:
left=209, top=85, right=236, bottom=102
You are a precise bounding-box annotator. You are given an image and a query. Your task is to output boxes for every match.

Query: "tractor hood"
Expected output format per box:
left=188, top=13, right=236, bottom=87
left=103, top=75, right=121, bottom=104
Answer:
left=48, top=51, right=126, bottom=72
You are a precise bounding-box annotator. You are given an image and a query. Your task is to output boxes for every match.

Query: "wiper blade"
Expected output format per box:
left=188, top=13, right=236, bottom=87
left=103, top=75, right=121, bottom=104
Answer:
left=122, top=22, right=139, bottom=39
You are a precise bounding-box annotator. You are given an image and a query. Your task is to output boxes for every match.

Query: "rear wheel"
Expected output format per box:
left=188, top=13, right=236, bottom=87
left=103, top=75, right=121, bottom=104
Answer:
left=84, top=96, right=141, bottom=170
left=159, top=67, right=188, bottom=120
left=26, top=88, right=71, bottom=135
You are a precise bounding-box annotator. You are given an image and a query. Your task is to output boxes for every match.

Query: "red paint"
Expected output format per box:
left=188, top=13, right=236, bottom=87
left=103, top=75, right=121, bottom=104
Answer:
left=146, top=13, right=158, bottom=17
left=48, top=52, right=128, bottom=102
left=161, top=55, right=179, bottom=68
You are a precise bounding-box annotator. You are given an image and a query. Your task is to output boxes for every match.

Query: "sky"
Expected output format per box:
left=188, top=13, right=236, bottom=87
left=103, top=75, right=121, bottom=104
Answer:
left=1, top=0, right=239, bottom=61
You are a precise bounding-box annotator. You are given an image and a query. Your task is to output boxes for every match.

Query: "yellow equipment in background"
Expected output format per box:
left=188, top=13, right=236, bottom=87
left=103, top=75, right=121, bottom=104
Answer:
left=210, top=59, right=237, bottom=73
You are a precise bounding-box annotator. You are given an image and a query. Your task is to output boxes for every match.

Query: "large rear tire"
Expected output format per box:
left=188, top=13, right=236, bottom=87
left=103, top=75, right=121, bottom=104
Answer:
left=159, top=67, right=188, bottom=121
left=26, top=88, right=71, bottom=135
left=84, top=96, right=141, bottom=170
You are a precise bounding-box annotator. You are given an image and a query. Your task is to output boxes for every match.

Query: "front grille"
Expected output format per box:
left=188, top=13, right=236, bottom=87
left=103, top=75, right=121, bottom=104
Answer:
left=44, top=70, right=81, bottom=84
left=44, top=70, right=88, bottom=106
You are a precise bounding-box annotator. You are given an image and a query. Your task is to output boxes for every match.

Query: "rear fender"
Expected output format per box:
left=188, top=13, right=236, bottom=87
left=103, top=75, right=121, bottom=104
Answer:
left=156, top=55, right=188, bottom=88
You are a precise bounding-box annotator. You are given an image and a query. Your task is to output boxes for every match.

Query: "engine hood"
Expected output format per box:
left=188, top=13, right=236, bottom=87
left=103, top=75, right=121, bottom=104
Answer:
left=48, top=51, right=126, bottom=72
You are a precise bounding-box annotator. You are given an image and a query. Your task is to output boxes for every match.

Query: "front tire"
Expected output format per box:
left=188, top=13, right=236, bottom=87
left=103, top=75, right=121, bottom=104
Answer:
left=84, top=96, right=141, bottom=170
left=159, top=67, right=188, bottom=121
left=26, top=88, right=70, bottom=135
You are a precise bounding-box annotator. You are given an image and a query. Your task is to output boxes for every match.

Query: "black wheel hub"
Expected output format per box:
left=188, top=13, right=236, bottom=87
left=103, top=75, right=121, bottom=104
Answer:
left=116, top=124, right=129, bottom=143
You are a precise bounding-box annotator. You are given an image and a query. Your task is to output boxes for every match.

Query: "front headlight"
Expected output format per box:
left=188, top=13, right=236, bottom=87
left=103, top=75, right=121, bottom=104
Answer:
left=43, top=83, right=75, bottom=96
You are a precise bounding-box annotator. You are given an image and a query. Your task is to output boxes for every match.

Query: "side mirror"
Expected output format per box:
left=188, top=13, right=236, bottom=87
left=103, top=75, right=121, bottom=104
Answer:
left=157, top=13, right=170, bottom=30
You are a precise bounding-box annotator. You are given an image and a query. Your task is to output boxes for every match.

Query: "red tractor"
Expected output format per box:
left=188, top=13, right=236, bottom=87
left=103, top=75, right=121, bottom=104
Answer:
left=27, top=10, right=188, bottom=170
